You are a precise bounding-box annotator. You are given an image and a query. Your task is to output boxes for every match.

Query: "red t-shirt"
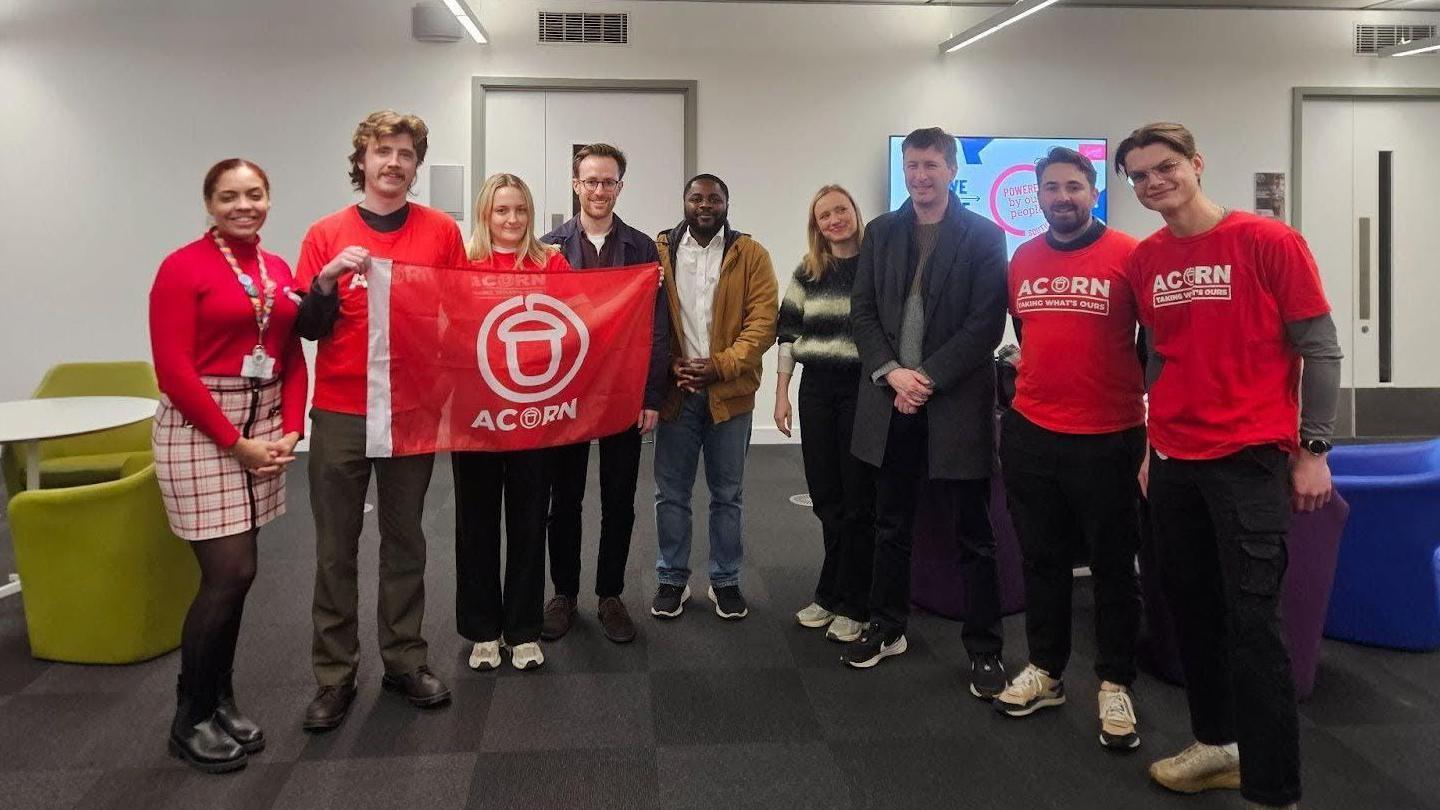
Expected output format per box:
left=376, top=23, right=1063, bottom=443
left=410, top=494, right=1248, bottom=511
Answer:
left=294, top=204, right=467, bottom=415
left=467, top=248, right=573, bottom=274
left=1009, top=227, right=1145, bottom=434
left=149, top=235, right=308, bottom=447
left=1126, top=211, right=1331, bottom=460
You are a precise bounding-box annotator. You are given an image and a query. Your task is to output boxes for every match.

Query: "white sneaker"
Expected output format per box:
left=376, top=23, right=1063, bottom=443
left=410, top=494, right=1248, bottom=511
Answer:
left=795, top=602, right=836, bottom=628
left=994, top=663, right=1065, bottom=717
left=468, top=640, right=501, bottom=671
left=1098, top=685, right=1140, bottom=750
left=1150, top=741, right=1241, bottom=794
left=510, top=641, right=545, bottom=670
left=825, top=615, right=865, bottom=642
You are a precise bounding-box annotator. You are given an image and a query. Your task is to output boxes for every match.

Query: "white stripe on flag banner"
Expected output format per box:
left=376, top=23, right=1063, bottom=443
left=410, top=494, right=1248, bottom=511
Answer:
left=365, top=258, right=394, bottom=458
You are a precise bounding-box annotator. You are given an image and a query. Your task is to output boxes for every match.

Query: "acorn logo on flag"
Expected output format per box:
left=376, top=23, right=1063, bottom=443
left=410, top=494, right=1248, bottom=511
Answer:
left=476, top=293, right=591, bottom=403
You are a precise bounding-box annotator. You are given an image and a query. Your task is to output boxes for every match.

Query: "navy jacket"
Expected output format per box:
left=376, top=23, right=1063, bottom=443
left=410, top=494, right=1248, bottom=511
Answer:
left=541, top=213, right=670, bottom=411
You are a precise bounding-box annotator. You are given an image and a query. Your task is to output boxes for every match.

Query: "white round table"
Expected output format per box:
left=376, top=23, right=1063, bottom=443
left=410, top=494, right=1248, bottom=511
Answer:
left=0, top=395, right=159, bottom=599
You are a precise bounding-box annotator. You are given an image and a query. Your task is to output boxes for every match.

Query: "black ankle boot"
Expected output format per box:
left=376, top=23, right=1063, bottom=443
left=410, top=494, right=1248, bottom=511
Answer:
left=214, top=670, right=265, bottom=753
left=169, top=676, right=247, bottom=774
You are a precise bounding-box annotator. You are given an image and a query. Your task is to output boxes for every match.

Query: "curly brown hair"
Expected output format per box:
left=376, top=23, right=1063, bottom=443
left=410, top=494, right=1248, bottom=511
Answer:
left=347, top=110, right=430, bottom=192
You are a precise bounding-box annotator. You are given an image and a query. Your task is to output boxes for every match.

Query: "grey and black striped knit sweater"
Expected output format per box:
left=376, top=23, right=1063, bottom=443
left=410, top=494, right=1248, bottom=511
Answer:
left=776, top=255, right=861, bottom=373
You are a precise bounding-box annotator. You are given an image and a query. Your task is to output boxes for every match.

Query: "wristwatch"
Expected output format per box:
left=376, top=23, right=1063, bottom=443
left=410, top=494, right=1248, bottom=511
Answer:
left=1300, top=438, right=1333, bottom=456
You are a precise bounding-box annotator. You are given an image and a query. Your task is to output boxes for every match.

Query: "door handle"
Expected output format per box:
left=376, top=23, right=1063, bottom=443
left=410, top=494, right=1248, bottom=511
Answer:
left=1357, top=216, right=1371, bottom=321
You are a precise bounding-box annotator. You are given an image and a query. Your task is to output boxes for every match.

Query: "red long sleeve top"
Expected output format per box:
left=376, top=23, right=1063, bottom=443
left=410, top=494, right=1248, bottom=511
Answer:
left=149, top=235, right=308, bottom=448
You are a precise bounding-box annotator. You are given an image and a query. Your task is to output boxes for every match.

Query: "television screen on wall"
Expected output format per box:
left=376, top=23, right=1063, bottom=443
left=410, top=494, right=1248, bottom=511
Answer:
left=888, top=136, right=1109, bottom=257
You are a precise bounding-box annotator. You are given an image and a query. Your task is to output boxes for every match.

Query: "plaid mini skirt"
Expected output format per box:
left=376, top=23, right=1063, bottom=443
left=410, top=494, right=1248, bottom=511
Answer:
left=153, top=375, right=286, bottom=541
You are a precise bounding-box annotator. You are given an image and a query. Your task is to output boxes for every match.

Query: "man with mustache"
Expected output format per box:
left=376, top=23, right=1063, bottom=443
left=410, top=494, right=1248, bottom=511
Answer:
left=651, top=174, right=777, bottom=621
left=846, top=127, right=1009, bottom=699
left=992, top=147, right=1146, bottom=752
left=1119, top=122, right=1339, bottom=810
left=293, top=109, right=467, bottom=731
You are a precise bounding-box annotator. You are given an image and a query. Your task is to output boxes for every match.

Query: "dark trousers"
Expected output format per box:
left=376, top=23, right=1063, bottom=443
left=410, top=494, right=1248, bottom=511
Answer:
left=1149, top=445, right=1299, bottom=807
left=547, top=426, right=642, bottom=599
left=308, top=409, right=434, bottom=685
left=452, top=449, right=550, bottom=645
left=1000, top=409, right=1144, bottom=685
left=798, top=366, right=875, bottom=620
left=869, top=410, right=1002, bottom=655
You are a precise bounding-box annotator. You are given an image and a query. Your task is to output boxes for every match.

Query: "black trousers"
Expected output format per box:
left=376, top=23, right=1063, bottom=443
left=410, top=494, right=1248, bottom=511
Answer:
left=869, top=410, right=1002, bottom=655
left=546, top=426, right=642, bottom=600
left=799, top=367, right=876, bottom=620
left=1149, top=445, right=1299, bottom=807
left=1000, top=409, right=1144, bottom=685
left=452, top=449, right=550, bottom=645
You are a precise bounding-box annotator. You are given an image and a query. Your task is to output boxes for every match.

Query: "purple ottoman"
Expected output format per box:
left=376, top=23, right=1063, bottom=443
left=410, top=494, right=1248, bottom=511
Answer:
left=1138, top=493, right=1348, bottom=701
left=909, top=459, right=1027, bottom=620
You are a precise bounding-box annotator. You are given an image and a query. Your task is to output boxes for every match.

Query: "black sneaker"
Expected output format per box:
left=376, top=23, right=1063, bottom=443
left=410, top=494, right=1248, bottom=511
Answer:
left=842, top=623, right=908, bottom=669
left=650, top=584, right=690, bottom=618
left=970, top=654, right=1007, bottom=699
left=708, top=585, right=749, bottom=620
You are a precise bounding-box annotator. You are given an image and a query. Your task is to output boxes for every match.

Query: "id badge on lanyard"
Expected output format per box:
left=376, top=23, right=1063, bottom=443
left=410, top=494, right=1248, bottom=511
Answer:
left=211, top=229, right=277, bottom=380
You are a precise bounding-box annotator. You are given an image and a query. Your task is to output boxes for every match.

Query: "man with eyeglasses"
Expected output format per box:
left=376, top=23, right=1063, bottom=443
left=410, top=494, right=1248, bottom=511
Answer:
left=1118, top=122, right=1340, bottom=810
left=538, top=143, right=668, bottom=644
left=993, top=147, right=1146, bottom=752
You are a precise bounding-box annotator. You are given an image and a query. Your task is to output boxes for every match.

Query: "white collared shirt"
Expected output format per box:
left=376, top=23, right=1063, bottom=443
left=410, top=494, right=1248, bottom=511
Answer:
left=674, top=227, right=726, bottom=358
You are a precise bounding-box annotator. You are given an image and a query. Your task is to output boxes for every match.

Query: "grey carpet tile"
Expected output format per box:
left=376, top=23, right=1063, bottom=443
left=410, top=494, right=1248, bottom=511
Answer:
left=649, top=668, right=824, bottom=746
left=269, top=753, right=480, bottom=810
left=656, top=741, right=849, bottom=810
left=0, top=767, right=107, bottom=810
left=468, top=747, right=658, bottom=810
left=73, top=762, right=295, bottom=810
left=476, top=672, right=654, bottom=753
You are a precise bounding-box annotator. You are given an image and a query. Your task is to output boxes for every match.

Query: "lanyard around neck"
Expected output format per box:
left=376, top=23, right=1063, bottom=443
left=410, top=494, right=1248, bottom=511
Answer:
left=210, top=227, right=274, bottom=345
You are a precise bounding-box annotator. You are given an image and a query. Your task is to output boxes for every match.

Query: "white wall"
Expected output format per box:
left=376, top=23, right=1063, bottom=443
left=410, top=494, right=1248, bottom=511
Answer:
left=3, top=0, right=1437, bottom=442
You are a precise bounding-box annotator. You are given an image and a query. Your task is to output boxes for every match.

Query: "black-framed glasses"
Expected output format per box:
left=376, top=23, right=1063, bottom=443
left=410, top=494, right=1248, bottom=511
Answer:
left=578, top=179, right=622, bottom=191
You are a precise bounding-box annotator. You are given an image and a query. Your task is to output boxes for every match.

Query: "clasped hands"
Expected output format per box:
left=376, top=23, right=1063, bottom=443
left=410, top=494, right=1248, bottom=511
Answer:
left=229, top=432, right=301, bottom=477
left=672, top=357, right=720, bottom=394
left=886, top=368, right=933, bottom=415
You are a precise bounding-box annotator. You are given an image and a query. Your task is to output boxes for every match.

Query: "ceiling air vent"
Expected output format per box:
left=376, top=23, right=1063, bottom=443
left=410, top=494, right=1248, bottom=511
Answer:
left=538, top=11, right=629, bottom=45
left=1354, top=24, right=1436, bottom=55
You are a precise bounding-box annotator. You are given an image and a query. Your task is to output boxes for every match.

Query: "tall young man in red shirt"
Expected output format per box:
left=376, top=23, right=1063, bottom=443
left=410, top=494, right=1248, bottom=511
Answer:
left=293, top=110, right=468, bottom=731
left=993, top=148, right=1146, bottom=752
left=1119, top=123, right=1340, bottom=810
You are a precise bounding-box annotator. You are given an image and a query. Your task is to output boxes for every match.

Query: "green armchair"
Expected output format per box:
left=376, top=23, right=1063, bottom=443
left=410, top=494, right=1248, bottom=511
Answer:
left=1, top=361, right=160, bottom=498
left=6, top=455, right=199, bottom=663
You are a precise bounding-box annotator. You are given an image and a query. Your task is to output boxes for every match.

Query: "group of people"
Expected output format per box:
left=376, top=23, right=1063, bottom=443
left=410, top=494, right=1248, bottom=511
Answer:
left=147, top=110, right=1335, bottom=810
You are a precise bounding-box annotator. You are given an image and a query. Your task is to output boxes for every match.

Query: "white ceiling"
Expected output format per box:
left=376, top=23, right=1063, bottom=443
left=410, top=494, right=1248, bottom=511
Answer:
left=633, top=0, right=1440, bottom=11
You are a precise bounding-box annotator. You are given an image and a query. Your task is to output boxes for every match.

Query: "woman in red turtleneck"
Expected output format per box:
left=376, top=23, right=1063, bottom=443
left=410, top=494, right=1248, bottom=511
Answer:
left=148, top=159, right=305, bottom=775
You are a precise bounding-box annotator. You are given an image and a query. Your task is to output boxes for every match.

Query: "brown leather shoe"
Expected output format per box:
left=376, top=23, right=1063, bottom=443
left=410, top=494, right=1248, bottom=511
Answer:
left=303, top=683, right=357, bottom=732
left=381, top=666, right=451, bottom=708
left=541, top=594, right=577, bottom=641
left=598, top=596, right=637, bottom=644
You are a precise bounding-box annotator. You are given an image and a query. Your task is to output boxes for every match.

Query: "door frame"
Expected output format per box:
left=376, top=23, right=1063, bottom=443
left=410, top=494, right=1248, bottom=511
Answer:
left=1292, top=86, right=1440, bottom=438
left=471, top=76, right=698, bottom=211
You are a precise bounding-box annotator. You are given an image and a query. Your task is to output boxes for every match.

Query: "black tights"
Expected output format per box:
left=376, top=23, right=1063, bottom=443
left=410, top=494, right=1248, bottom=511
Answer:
left=178, top=530, right=257, bottom=710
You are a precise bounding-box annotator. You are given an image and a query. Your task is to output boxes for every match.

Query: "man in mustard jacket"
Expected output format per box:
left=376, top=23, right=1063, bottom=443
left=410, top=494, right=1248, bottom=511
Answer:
left=651, top=173, right=778, bottom=621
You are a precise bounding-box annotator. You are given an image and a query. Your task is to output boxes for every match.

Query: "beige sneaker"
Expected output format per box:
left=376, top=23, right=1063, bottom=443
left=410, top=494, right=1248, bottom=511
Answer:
left=795, top=602, right=835, bottom=628
left=993, top=663, right=1065, bottom=717
left=1150, top=741, right=1241, bottom=794
left=825, top=616, right=865, bottom=643
left=1098, top=684, right=1140, bottom=751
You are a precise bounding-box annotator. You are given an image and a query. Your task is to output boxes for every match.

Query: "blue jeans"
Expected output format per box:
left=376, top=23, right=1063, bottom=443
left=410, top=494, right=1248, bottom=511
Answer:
left=654, top=392, right=752, bottom=587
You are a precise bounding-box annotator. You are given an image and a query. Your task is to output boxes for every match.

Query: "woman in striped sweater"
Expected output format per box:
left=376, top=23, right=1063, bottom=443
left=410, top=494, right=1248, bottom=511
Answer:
left=775, top=184, right=876, bottom=644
